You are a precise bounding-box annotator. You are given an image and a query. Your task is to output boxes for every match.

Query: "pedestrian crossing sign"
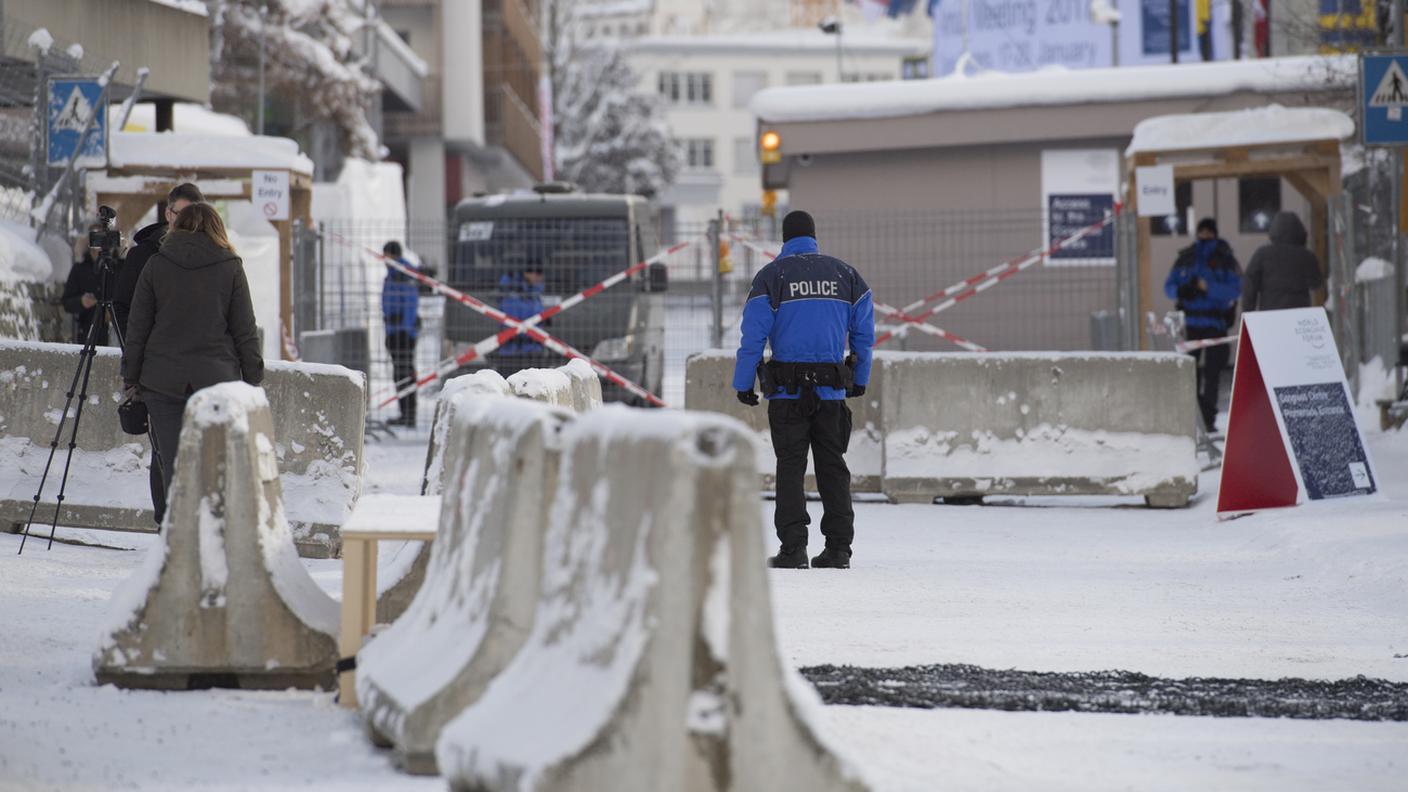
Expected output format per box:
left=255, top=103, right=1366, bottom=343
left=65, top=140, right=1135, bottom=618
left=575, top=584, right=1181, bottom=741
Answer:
left=1361, top=53, right=1408, bottom=145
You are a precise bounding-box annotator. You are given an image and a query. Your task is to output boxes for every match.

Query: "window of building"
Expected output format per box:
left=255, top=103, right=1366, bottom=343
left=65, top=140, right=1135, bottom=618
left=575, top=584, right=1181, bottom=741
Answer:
left=841, top=72, right=894, bottom=83
left=902, top=56, right=930, bottom=80
left=733, top=136, right=758, bottom=175
left=732, top=71, right=768, bottom=109
left=658, top=71, right=713, bottom=105
left=1239, top=177, right=1282, bottom=234
left=785, top=71, right=823, bottom=86
left=682, top=138, right=715, bottom=170
left=1150, top=181, right=1194, bottom=236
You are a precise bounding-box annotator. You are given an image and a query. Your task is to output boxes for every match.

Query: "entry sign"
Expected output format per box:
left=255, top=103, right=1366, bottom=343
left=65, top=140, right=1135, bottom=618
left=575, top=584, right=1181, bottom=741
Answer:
left=46, top=77, right=107, bottom=168
left=1361, top=53, right=1408, bottom=146
left=253, top=170, right=290, bottom=221
left=1135, top=165, right=1176, bottom=217
left=1217, top=308, right=1377, bottom=515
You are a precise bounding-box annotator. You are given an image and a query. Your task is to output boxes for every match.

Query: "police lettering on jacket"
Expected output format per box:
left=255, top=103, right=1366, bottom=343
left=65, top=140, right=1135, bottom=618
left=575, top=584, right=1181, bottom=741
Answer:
left=731, top=236, right=876, bottom=402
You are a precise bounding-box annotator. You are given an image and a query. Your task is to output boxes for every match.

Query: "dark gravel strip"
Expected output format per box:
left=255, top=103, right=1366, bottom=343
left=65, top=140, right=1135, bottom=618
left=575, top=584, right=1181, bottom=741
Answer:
left=800, top=663, right=1408, bottom=721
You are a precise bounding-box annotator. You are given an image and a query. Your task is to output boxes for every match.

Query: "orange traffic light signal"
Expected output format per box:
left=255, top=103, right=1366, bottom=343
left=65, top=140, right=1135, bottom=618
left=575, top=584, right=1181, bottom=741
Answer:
left=759, top=130, right=781, bottom=165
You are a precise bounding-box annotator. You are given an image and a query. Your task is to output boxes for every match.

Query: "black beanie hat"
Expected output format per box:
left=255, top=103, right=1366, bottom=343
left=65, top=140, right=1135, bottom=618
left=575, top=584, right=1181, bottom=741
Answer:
left=1196, top=217, right=1218, bottom=236
left=782, top=210, right=816, bottom=242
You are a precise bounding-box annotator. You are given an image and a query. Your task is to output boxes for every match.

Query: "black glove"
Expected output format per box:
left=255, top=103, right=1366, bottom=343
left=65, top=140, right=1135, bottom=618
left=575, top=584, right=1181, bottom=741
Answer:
left=737, top=390, right=759, bottom=407
left=1176, top=282, right=1203, bottom=302
left=846, top=384, right=866, bottom=399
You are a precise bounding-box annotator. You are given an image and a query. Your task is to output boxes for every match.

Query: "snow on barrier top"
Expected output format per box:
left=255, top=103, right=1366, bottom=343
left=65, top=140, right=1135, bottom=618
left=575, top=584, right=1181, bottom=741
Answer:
left=422, top=369, right=513, bottom=496
left=507, top=367, right=575, bottom=408
left=107, top=131, right=314, bottom=175
left=435, top=405, right=866, bottom=791
left=358, top=396, right=572, bottom=774
left=751, top=55, right=1354, bottom=124
left=95, top=382, right=339, bottom=689
left=1126, top=105, right=1355, bottom=155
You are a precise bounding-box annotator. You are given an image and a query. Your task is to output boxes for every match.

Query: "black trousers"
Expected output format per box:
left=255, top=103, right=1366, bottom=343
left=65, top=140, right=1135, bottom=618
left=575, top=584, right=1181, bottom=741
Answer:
left=769, top=398, right=854, bottom=553
left=387, top=331, right=417, bottom=423
left=1186, top=326, right=1230, bottom=433
left=143, top=389, right=187, bottom=526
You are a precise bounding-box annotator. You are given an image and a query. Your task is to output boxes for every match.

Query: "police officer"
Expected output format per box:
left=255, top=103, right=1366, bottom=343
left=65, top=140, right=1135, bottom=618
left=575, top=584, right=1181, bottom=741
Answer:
left=734, top=210, right=875, bottom=570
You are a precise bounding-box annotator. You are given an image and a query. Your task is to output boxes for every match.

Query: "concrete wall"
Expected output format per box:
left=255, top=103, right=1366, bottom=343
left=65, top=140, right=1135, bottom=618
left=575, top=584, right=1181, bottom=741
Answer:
left=3, top=0, right=210, bottom=102
left=0, top=342, right=365, bottom=557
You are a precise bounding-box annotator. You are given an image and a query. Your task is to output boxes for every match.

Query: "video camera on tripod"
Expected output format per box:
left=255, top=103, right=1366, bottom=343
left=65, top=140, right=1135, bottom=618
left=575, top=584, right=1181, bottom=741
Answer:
left=88, top=205, right=122, bottom=262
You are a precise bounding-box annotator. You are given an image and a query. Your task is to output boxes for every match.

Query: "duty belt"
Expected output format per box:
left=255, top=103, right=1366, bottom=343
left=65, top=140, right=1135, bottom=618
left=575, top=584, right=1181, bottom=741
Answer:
left=757, top=358, right=855, bottom=397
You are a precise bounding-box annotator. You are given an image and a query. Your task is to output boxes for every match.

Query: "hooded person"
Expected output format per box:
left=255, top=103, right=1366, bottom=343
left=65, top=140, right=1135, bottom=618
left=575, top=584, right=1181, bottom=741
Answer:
left=1164, top=217, right=1241, bottom=433
left=1242, top=211, right=1324, bottom=312
left=114, top=183, right=206, bottom=340
left=381, top=241, right=422, bottom=427
left=121, top=203, right=264, bottom=524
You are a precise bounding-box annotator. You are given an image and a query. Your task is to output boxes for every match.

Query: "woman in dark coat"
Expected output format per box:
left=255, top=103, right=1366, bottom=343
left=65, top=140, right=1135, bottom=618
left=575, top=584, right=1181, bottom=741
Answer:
left=121, top=203, right=264, bottom=521
left=1242, top=212, right=1324, bottom=312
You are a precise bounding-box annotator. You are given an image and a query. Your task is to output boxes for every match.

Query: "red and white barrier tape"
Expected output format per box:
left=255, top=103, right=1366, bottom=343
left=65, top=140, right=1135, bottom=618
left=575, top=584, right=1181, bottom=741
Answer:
left=324, top=232, right=676, bottom=408
left=874, top=212, right=1117, bottom=347
left=726, top=232, right=988, bottom=353
left=373, top=238, right=696, bottom=407
left=1176, top=335, right=1238, bottom=353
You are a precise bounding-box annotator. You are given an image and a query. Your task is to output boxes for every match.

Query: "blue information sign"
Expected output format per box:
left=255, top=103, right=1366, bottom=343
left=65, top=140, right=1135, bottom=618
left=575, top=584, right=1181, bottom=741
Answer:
left=46, top=77, right=107, bottom=168
left=1048, top=194, right=1114, bottom=261
left=1361, top=53, right=1408, bottom=146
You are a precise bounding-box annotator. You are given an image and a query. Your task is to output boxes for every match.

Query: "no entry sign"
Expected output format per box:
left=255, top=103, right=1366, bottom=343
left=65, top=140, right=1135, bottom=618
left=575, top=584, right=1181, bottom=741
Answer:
left=1217, top=308, right=1377, bottom=516
left=253, top=170, right=290, bottom=221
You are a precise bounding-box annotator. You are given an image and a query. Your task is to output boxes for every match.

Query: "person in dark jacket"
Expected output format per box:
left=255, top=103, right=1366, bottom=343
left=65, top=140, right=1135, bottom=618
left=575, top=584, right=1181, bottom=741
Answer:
left=734, top=210, right=875, bottom=570
left=61, top=241, right=112, bottom=347
left=381, top=241, right=421, bottom=427
left=496, top=265, right=547, bottom=358
left=1242, top=211, right=1324, bottom=312
left=114, top=183, right=206, bottom=340
left=122, top=203, right=263, bottom=523
left=1164, top=218, right=1241, bottom=433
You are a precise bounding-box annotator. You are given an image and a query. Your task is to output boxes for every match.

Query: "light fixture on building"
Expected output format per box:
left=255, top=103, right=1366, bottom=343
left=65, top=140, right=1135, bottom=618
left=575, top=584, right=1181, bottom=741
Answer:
left=759, top=130, right=781, bottom=165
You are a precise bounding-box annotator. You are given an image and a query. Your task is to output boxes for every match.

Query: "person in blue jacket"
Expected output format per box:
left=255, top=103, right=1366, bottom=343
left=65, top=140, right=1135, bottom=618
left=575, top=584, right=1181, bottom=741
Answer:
left=1164, top=218, right=1241, bottom=433
left=497, top=264, right=547, bottom=359
left=734, top=210, right=875, bottom=570
left=381, top=241, right=421, bottom=427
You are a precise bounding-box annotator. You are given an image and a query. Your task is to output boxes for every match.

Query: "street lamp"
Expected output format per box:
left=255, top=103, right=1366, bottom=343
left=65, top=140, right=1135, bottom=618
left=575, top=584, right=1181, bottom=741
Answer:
left=818, top=16, right=844, bottom=82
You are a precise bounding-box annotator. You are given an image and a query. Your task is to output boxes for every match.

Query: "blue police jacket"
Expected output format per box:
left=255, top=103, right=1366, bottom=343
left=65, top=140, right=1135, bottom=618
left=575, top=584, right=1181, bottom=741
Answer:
left=732, top=236, right=875, bottom=401
left=498, top=273, right=546, bottom=356
left=381, top=259, right=420, bottom=338
left=1163, top=239, right=1241, bottom=333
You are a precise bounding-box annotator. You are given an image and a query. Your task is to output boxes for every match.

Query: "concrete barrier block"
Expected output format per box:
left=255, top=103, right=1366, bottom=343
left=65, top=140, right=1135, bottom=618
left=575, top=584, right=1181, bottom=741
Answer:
left=435, top=407, right=866, bottom=792
left=560, top=358, right=604, bottom=412
left=0, top=341, right=366, bottom=556
left=507, top=367, right=574, bottom=408
left=357, top=397, right=571, bottom=775
left=683, top=350, right=883, bottom=492
left=93, top=382, right=340, bottom=690
left=879, top=352, right=1198, bottom=505
left=377, top=370, right=513, bottom=625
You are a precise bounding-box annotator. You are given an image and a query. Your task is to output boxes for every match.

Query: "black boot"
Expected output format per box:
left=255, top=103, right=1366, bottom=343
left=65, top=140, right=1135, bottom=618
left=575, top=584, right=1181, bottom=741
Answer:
left=768, top=547, right=809, bottom=569
left=811, top=547, right=851, bottom=569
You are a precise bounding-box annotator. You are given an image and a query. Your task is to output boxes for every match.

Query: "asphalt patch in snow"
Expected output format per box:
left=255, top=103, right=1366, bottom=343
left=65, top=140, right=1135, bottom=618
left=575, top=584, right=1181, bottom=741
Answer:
left=801, top=664, right=1408, bottom=721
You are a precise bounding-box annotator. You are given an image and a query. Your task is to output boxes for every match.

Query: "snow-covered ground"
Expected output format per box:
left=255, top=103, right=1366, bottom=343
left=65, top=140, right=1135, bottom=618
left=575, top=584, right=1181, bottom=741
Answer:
left=1, top=429, right=1405, bottom=791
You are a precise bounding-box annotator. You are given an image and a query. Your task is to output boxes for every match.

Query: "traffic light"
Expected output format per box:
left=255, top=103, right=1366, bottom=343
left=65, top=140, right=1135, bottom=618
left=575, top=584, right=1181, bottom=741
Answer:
left=759, top=130, right=781, bottom=165
left=761, top=190, right=777, bottom=218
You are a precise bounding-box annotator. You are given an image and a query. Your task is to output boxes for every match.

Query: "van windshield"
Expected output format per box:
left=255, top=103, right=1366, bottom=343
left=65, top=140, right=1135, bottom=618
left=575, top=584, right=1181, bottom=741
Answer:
left=452, top=216, right=631, bottom=293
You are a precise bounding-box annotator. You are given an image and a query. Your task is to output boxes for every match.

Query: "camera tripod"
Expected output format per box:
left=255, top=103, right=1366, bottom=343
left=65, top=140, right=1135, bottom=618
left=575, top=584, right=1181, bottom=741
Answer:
left=17, top=254, right=163, bottom=554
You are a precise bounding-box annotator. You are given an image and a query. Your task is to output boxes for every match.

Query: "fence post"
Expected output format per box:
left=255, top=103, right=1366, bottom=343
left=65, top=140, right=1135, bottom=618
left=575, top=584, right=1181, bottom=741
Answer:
left=710, top=210, right=723, bottom=349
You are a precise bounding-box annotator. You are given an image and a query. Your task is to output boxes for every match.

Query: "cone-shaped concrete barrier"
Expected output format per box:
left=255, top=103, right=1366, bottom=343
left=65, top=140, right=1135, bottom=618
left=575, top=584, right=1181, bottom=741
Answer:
left=435, top=406, right=868, bottom=792
left=93, top=382, right=340, bottom=690
left=357, top=397, right=572, bottom=774
left=560, top=358, right=603, bottom=412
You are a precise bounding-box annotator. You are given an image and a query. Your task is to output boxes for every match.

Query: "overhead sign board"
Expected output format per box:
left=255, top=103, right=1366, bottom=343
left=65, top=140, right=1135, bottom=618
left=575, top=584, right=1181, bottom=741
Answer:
left=1361, top=52, right=1408, bottom=145
left=46, top=76, right=107, bottom=168
left=1217, top=307, right=1377, bottom=516
left=253, top=170, right=290, bottom=221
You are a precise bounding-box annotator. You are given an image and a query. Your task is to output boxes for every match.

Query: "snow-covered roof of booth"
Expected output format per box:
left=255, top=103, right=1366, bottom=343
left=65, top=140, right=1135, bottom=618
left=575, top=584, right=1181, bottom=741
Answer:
left=1126, top=105, right=1355, bottom=156
left=752, top=55, right=1354, bottom=123
left=146, top=0, right=209, bottom=16
left=108, top=132, right=315, bottom=176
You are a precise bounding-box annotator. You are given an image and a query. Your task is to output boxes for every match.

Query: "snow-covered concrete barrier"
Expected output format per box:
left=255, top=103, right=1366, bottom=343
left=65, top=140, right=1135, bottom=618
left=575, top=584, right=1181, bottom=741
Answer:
left=375, top=369, right=513, bottom=624
left=93, top=382, right=340, bottom=690
left=560, top=358, right=604, bottom=412
left=683, top=350, right=884, bottom=492
left=357, top=397, right=571, bottom=774
left=435, top=407, right=867, bottom=792
left=880, top=352, right=1198, bottom=507
left=506, top=366, right=575, bottom=407
left=0, top=341, right=365, bottom=557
